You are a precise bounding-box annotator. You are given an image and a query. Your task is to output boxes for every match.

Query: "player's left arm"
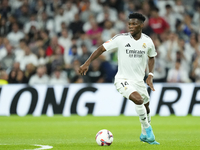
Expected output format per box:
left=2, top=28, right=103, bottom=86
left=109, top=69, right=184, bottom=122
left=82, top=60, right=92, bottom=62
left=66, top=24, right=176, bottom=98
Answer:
left=146, top=57, right=155, bottom=91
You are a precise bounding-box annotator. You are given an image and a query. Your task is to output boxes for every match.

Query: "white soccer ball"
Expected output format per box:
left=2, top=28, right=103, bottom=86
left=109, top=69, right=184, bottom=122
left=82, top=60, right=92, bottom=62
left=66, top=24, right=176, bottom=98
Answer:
left=95, top=129, right=113, bottom=146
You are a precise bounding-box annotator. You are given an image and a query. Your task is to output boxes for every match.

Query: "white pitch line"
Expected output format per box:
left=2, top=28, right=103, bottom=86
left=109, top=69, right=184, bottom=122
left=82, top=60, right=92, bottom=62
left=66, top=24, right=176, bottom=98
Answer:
left=0, top=144, right=53, bottom=150
left=24, top=144, right=53, bottom=150
left=33, top=145, right=53, bottom=150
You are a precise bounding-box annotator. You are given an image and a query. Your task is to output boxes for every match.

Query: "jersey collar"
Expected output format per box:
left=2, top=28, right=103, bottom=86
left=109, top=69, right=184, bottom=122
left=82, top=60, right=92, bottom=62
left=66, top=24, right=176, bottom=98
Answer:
left=129, top=32, right=143, bottom=41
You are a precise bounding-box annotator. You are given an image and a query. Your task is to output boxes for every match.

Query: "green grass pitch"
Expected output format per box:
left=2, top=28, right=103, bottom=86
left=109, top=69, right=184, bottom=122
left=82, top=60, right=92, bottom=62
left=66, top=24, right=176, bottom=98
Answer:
left=0, top=115, right=199, bottom=150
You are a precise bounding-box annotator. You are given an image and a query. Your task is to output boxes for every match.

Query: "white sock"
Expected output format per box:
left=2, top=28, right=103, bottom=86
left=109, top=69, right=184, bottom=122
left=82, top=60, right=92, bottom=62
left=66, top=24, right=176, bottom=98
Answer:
left=147, top=113, right=151, bottom=124
left=135, top=104, right=149, bottom=128
left=141, top=113, right=151, bottom=135
left=141, top=124, right=146, bottom=135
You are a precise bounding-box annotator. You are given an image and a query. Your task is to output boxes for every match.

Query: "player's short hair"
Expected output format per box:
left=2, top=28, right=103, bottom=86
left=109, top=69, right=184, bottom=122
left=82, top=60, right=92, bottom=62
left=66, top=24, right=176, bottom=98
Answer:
left=128, top=13, right=146, bottom=22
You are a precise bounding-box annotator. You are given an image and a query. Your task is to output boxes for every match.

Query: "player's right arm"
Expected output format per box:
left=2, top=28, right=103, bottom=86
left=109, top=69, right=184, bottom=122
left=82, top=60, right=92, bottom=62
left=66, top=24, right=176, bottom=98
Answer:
left=79, top=34, right=119, bottom=75
left=79, top=45, right=106, bottom=75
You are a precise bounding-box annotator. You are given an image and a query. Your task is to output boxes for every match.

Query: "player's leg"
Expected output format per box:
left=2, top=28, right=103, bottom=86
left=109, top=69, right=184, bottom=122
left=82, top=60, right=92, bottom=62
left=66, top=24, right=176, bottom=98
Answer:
left=140, top=102, right=150, bottom=140
left=140, top=102, right=150, bottom=138
left=144, top=102, right=151, bottom=124
left=129, top=92, right=149, bottom=142
left=142, top=102, right=159, bottom=145
left=129, top=92, right=155, bottom=142
left=129, top=92, right=149, bottom=128
left=114, top=79, right=157, bottom=143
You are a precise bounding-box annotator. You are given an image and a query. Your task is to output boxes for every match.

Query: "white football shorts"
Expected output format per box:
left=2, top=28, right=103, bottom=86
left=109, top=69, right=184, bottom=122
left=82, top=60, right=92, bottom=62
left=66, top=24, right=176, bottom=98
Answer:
left=114, top=79, right=150, bottom=104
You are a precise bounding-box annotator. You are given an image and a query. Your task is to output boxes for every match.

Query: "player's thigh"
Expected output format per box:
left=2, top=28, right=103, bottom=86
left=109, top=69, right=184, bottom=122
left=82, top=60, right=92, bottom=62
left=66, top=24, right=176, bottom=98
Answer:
left=114, top=79, right=136, bottom=99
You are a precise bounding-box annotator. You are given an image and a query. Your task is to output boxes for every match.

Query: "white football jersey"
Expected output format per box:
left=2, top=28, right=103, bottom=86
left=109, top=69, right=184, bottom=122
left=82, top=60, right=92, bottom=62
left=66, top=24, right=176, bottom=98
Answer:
left=103, top=32, right=157, bottom=83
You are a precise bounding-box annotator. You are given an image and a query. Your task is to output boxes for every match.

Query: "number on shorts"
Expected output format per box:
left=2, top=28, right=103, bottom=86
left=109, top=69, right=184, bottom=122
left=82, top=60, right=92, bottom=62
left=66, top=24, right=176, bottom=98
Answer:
left=121, top=81, right=129, bottom=87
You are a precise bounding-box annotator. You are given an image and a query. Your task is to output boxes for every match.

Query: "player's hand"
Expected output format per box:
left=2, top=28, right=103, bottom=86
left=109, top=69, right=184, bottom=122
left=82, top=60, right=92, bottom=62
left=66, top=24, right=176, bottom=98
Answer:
left=79, top=64, right=89, bottom=75
left=146, top=75, right=155, bottom=91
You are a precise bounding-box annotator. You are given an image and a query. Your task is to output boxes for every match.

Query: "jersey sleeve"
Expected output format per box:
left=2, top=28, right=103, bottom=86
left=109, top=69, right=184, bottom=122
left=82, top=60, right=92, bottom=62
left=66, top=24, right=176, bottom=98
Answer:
left=102, top=35, right=119, bottom=52
left=147, top=39, right=157, bottom=57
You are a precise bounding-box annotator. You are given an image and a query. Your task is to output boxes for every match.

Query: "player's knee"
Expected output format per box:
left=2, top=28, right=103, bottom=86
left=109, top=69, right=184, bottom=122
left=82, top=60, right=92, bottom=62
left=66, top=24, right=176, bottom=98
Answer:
left=129, top=93, right=143, bottom=105
left=134, top=99, right=143, bottom=105
left=129, top=96, right=144, bottom=105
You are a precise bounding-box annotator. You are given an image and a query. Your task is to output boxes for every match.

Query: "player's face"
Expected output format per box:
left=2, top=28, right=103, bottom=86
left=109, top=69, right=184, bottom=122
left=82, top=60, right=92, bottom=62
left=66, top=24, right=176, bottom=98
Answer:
left=128, top=19, right=143, bottom=36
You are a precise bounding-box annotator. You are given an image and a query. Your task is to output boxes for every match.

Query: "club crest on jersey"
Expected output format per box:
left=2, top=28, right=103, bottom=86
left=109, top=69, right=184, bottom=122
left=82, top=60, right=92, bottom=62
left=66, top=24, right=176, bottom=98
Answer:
left=142, top=43, right=146, bottom=48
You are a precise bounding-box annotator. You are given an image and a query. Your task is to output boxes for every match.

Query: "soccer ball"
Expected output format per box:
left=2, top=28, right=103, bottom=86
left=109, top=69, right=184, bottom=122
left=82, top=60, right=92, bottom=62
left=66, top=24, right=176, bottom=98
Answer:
left=95, top=129, right=113, bottom=146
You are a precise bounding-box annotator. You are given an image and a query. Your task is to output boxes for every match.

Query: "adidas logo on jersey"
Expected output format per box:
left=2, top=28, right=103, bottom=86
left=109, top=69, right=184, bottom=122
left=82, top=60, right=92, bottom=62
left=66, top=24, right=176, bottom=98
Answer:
left=125, top=43, right=131, bottom=47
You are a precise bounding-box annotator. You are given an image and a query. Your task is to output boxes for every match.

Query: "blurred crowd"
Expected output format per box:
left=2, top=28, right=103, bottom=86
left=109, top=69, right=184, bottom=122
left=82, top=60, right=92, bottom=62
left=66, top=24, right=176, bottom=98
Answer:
left=0, top=0, right=200, bottom=85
